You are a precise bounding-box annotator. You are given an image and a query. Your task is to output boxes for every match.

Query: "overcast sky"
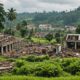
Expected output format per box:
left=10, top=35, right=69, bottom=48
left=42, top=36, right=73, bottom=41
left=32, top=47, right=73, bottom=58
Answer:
left=0, top=0, right=80, bottom=13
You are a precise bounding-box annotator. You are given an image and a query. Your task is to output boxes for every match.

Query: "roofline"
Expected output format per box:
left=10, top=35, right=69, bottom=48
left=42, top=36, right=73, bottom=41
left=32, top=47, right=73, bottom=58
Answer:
left=67, top=34, right=80, bottom=35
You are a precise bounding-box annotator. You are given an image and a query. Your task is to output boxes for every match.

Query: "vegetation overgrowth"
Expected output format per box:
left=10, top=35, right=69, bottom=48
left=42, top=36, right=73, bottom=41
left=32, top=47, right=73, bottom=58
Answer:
left=0, top=55, right=80, bottom=78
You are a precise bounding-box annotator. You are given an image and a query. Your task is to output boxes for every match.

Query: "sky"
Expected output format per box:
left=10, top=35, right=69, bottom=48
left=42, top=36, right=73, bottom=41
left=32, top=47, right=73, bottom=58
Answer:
left=0, top=0, right=80, bottom=13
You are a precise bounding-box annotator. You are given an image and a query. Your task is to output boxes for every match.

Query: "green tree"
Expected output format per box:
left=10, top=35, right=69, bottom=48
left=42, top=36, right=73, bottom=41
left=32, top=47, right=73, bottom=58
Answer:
left=16, top=23, right=22, bottom=30
left=20, top=28, right=27, bottom=37
left=7, top=8, right=16, bottom=34
left=0, top=3, right=5, bottom=31
left=22, top=20, right=27, bottom=27
left=28, top=28, right=34, bottom=39
left=45, top=33, right=53, bottom=41
left=4, top=28, right=15, bottom=36
left=55, top=32, right=61, bottom=43
left=76, top=25, right=80, bottom=34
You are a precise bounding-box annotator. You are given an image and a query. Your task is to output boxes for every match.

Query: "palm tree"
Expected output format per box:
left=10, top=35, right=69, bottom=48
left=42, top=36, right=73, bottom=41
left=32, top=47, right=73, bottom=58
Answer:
left=0, top=3, right=5, bottom=31
left=7, top=8, right=16, bottom=34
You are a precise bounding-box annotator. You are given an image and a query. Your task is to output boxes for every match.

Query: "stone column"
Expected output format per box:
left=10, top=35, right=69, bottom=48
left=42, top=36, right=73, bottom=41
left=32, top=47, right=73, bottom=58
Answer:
left=9, top=44, right=12, bottom=52
left=75, top=42, right=77, bottom=50
left=6, top=46, right=8, bottom=53
left=18, top=42, right=21, bottom=49
left=56, top=44, right=62, bottom=54
left=1, top=46, right=3, bottom=55
left=13, top=43, right=16, bottom=50
left=11, top=44, right=13, bottom=50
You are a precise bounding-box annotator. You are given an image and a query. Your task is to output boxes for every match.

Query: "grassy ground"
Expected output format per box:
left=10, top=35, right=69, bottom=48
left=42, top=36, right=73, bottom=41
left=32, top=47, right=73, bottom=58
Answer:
left=0, top=76, right=80, bottom=80
left=31, top=37, right=56, bottom=44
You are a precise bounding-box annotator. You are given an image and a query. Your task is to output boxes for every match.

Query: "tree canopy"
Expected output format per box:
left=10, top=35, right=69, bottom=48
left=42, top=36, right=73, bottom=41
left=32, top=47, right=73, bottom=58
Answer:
left=0, top=3, right=5, bottom=30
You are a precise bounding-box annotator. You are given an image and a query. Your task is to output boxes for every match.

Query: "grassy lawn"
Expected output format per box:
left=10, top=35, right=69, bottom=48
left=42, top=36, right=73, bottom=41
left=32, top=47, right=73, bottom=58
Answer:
left=0, top=76, right=80, bottom=80
left=31, top=37, right=56, bottom=44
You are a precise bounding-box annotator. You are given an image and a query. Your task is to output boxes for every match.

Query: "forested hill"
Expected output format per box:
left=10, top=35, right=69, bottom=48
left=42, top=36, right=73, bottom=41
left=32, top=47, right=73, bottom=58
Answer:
left=16, top=7, right=80, bottom=26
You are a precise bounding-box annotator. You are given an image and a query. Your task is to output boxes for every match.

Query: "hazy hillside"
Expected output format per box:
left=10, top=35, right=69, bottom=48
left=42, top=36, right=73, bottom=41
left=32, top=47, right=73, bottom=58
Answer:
left=15, top=7, right=80, bottom=26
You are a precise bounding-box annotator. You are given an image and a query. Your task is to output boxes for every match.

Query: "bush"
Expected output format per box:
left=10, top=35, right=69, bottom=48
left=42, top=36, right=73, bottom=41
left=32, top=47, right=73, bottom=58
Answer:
left=12, top=57, right=80, bottom=77
left=35, top=55, right=49, bottom=62
left=76, top=72, right=80, bottom=76
left=61, top=58, right=78, bottom=70
left=17, top=66, right=30, bottom=75
left=12, top=67, right=19, bottom=74
left=26, top=55, right=49, bottom=62
left=16, top=60, right=25, bottom=67
left=34, top=63, right=62, bottom=77
left=8, top=58, right=15, bottom=62
left=65, top=61, right=80, bottom=75
left=61, top=71, right=71, bottom=77
left=26, top=55, right=36, bottom=62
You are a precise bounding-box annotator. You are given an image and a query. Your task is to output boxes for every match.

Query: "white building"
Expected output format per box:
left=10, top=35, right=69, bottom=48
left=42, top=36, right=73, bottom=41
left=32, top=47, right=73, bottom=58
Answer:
left=65, top=25, right=77, bottom=31
left=39, top=24, right=52, bottom=30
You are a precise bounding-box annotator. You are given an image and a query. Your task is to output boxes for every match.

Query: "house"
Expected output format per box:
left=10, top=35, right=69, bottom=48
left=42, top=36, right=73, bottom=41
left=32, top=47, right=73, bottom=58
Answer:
left=66, top=34, right=80, bottom=49
left=26, top=24, right=36, bottom=30
left=65, top=25, right=77, bottom=31
left=39, top=24, right=52, bottom=30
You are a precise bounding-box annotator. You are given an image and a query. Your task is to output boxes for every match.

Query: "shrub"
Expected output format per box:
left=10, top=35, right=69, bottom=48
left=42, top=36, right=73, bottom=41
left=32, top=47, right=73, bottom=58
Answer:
left=16, top=60, right=25, bottom=67
left=64, top=60, right=80, bottom=75
left=26, top=55, right=36, bottom=62
left=61, top=58, right=78, bottom=70
left=34, top=63, right=62, bottom=77
left=17, top=66, right=30, bottom=75
left=26, top=55, right=49, bottom=62
left=61, top=71, right=71, bottom=77
left=12, top=67, right=19, bottom=74
left=35, top=55, right=49, bottom=62
left=8, top=58, right=15, bottom=62
left=76, top=72, right=80, bottom=76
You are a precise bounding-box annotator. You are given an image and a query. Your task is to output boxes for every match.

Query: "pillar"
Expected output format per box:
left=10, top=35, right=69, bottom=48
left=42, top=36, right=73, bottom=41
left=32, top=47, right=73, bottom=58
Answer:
left=1, top=46, right=3, bottom=55
left=56, top=44, right=61, bottom=54
left=11, top=44, right=13, bottom=50
left=6, top=46, right=8, bottom=53
left=75, top=42, right=77, bottom=50
left=9, top=44, right=12, bottom=52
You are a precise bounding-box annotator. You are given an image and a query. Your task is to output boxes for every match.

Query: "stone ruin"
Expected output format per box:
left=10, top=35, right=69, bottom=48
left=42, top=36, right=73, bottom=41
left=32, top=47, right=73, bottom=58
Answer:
left=0, top=33, right=80, bottom=58
left=0, top=33, right=26, bottom=57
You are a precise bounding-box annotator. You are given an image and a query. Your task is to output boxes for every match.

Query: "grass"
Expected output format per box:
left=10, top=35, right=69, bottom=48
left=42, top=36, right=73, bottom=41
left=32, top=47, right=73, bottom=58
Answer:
left=0, top=76, right=80, bottom=80
left=31, top=37, right=56, bottom=44
left=0, top=56, right=7, bottom=61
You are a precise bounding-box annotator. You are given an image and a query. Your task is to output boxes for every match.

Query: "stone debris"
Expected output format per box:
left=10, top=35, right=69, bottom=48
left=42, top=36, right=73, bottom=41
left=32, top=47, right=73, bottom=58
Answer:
left=0, top=61, right=14, bottom=73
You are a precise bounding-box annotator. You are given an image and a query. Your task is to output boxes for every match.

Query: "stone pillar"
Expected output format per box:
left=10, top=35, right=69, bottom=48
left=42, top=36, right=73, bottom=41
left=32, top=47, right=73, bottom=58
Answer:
left=12, top=44, right=13, bottom=50
left=13, top=43, right=16, bottom=50
left=11, top=44, right=13, bottom=50
left=56, top=44, right=62, bottom=54
left=75, top=42, right=77, bottom=50
left=1, top=46, right=3, bottom=55
left=9, top=44, right=12, bottom=52
left=6, top=46, right=8, bottom=53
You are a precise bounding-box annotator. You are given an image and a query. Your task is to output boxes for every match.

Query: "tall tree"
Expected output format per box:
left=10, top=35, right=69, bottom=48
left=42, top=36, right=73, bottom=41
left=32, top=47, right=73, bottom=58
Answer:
left=22, top=20, right=27, bottom=27
left=16, top=23, right=22, bottom=30
left=55, top=32, right=61, bottom=43
left=76, top=25, right=80, bottom=34
left=45, top=33, right=53, bottom=41
left=20, top=28, right=27, bottom=37
left=28, top=28, right=34, bottom=39
left=0, top=3, right=5, bottom=31
left=7, top=8, right=16, bottom=34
